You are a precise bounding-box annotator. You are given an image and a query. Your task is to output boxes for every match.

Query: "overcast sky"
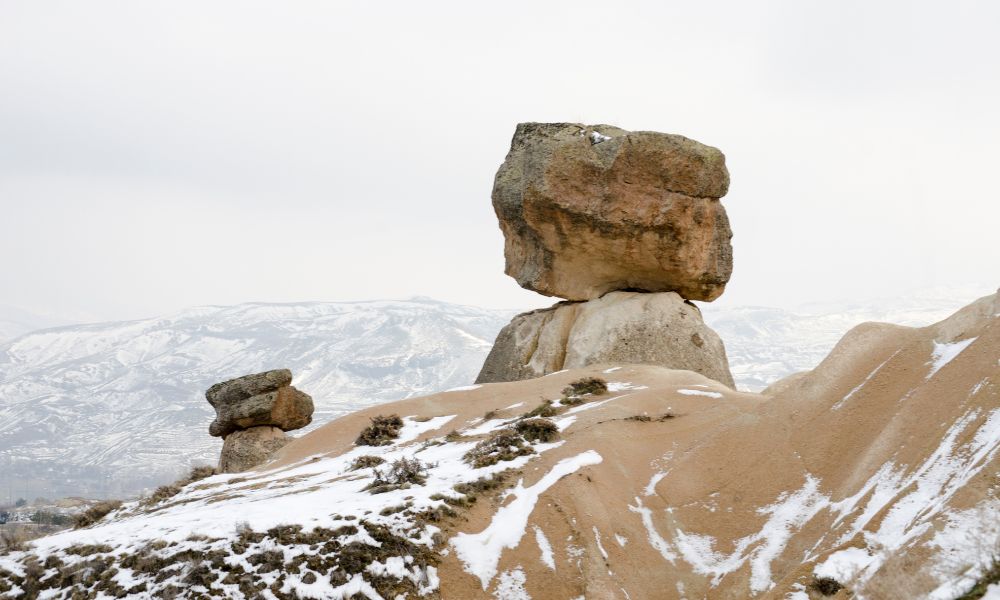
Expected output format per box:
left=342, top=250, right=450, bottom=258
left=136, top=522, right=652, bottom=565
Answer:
left=1, top=1, right=997, bottom=322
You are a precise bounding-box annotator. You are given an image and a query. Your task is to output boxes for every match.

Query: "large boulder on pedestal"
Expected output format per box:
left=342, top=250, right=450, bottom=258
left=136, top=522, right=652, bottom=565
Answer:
left=206, top=369, right=315, bottom=473
left=475, top=291, right=735, bottom=388
left=207, top=370, right=314, bottom=438
left=492, top=122, right=733, bottom=302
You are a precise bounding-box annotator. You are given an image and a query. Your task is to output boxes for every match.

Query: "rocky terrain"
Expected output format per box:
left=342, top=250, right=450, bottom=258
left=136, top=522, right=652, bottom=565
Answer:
left=0, top=291, right=995, bottom=598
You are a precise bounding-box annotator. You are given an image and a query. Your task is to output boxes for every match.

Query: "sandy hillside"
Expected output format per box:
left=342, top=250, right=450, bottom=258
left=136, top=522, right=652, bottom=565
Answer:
left=0, top=293, right=996, bottom=599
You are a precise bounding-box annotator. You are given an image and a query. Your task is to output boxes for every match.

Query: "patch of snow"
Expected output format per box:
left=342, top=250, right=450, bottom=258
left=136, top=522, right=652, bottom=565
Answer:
left=451, top=450, right=604, bottom=589
left=628, top=496, right=677, bottom=563
left=825, top=407, right=1000, bottom=588
left=667, top=475, right=830, bottom=592
left=534, top=526, right=555, bottom=570
left=505, top=402, right=526, bottom=409
left=396, top=414, right=456, bottom=443
left=615, top=533, right=628, bottom=547
left=677, top=389, right=723, bottom=399
left=644, top=471, right=667, bottom=497
left=446, top=384, right=482, bottom=392
left=926, top=499, right=1000, bottom=599
left=594, top=526, right=609, bottom=560
left=463, top=417, right=516, bottom=437
left=814, top=547, right=874, bottom=582
left=927, top=337, right=977, bottom=379
left=493, top=568, right=530, bottom=600
left=589, top=131, right=612, bottom=144
left=607, top=381, right=646, bottom=392
left=603, top=366, right=622, bottom=373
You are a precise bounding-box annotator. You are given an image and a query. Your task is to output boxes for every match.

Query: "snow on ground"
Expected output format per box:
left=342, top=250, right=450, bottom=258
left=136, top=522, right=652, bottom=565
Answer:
left=533, top=526, right=555, bottom=570
left=0, top=377, right=642, bottom=599
left=927, top=337, right=978, bottom=379
left=451, top=451, right=603, bottom=589
left=677, top=388, right=723, bottom=399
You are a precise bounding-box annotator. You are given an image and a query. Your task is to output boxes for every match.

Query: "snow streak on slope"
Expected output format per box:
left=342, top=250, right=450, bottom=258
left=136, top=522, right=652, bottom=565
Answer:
left=0, top=299, right=515, bottom=501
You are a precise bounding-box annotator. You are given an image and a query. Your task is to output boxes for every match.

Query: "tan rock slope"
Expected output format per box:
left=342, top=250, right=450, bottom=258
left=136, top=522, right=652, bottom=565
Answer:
left=1, top=292, right=996, bottom=599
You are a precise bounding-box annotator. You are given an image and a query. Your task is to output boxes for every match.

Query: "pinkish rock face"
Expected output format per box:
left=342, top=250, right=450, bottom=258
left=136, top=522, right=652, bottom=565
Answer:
left=492, top=123, right=733, bottom=302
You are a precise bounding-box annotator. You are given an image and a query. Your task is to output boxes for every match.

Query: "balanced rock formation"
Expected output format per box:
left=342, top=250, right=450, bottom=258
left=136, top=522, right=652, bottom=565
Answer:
left=476, top=291, right=735, bottom=387
left=493, top=122, right=732, bottom=302
left=483, top=122, right=736, bottom=386
left=206, top=369, right=314, bottom=472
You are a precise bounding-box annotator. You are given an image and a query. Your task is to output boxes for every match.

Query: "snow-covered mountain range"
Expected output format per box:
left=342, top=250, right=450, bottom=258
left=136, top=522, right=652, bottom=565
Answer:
left=0, top=299, right=516, bottom=502
left=0, top=288, right=990, bottom=502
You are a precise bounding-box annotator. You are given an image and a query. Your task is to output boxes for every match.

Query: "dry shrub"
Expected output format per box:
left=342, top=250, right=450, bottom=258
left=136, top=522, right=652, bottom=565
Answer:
left=561, top=377, right=608, bottom=404
left=626, top=413, right=675, bottom=422
left=807, top=576, right=843, bottom=596
left=453, top=471, right=511, bottom=497
left=464, top=429, right=533, bottom=468
left=350, top=455, right=386, bottom=471
left=143, top=465, right=217, bottom=507
left=524, top=400, right=558, bottom=418
left=72, top=500, right=123, bottom=529
left=355, top=415, right=404, bottom=446
left=514, top=418, right=559, bottom=443
left=0, top=528, right=31, bottom=553
left=364, top=457, right=428, bottom=494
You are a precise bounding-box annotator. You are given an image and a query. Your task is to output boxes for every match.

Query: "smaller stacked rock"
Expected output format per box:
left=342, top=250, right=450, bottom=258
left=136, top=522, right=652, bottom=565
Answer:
left=206, top=369, right=314, bottom=473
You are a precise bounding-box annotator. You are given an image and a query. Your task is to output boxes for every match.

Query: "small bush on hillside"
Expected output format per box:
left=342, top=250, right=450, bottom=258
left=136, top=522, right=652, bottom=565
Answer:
left=0, top=528, right=31, bottom=553
left=364, top=457, right=429, bottom=494
left=807, top=576, right=843, bottom=596
left=464, top=429, right=534, bottom=468
left=349, top=455, right=386, bottom=471
left=143, top=465, right=217, bottom=507
left=453, top=470, right=512, bottom=496
left=626, top=413, right=676, bottom=422
left=72, top=500, right=123, bottom=529
left=524, top=400, right=558, bottom=418
left=514, top=418, right=559, bottom=443
left=561, top=377, right=608, bottom=404
left=355, top=415, right=404, bottom=446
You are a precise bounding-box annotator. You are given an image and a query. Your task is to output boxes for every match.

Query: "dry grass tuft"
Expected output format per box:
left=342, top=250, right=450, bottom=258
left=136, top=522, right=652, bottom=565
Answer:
left=364, top=457, right=429, bottom=494
left=355, top=415, right=404, bottom=446
left=464, top=429, right=534, bottom=468
left=72, top=500, right=123, bottom=529
left=514, top=418, right=560, bottom=443
left=561, top=377, right=608, bottom=405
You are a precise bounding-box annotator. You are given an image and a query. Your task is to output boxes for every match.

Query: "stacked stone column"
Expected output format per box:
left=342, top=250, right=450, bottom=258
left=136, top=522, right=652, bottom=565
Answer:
left=206, top=369, right=314, bottom=472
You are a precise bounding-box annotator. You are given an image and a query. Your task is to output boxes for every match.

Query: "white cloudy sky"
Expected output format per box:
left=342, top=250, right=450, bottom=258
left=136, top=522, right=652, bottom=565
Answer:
left=1, top=0, right=997, bottom=322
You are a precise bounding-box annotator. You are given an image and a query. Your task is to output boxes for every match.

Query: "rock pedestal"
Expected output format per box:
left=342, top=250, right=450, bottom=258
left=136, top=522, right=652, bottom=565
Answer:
left=206, top=369, right=314, bottom=473
left=476, top=291, right=734, bottom=388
